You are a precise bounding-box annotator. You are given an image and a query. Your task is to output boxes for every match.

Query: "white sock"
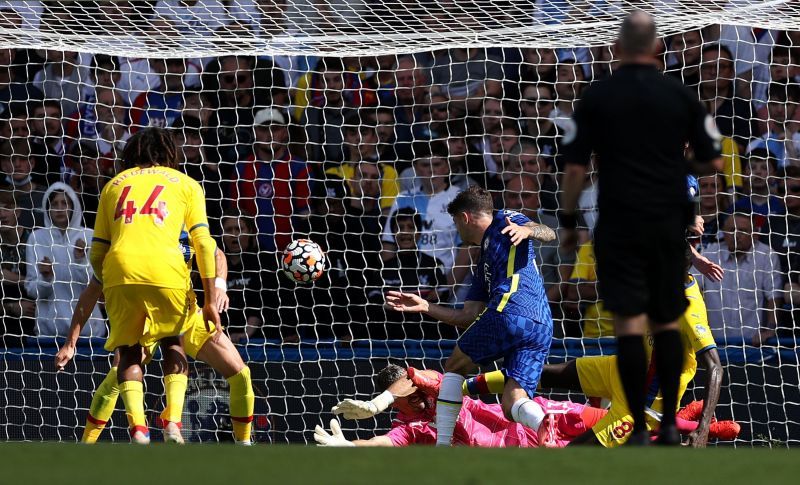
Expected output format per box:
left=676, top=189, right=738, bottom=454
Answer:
left=511, top=398, right=546, bottom=432
left=435, top=373, right=465, bottom=446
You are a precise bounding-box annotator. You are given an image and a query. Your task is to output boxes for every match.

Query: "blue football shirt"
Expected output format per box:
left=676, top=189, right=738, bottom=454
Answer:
left=466, top=210, right=552, bottom=324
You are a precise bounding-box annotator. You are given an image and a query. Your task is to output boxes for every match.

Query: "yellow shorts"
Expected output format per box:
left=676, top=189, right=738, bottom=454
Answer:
left=139, top=309, right=218, bottom=360
left=576, top=355, right=659, bottom=448
left=104, top=284, right=197, bottom=352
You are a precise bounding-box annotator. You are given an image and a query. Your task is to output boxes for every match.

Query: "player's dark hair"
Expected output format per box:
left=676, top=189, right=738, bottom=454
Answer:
left=391, top=207, right=422, bottom=233
left=376, top=364, right=406, bottom=392
left=123, top=127, right=179, bottom=170
left=447, top=185, right=494, bottom=217
left=618, top=10, right=657, bottom=57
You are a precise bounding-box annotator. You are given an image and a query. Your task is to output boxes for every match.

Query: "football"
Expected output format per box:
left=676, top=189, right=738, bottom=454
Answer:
left=281, top=239, right=326, bottom=283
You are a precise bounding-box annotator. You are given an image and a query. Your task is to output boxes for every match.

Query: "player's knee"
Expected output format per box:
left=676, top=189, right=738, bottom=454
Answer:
left=444, top=347, right=473, bottom=375
left=501, top=400, right=515, bottom=421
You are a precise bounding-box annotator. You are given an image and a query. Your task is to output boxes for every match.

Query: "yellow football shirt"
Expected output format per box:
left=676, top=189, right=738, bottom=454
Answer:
left=91, top=166, right=215, bottom=289
left=570, top=242, right=615, bottom=338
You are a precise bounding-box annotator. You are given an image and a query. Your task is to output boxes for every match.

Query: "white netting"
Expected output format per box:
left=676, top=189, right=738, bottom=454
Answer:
left=1, top=0, right=800, bottom=446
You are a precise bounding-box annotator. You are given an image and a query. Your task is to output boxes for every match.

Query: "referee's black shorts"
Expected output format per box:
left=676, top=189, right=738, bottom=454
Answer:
left=593, top=214, right=689, bottom=324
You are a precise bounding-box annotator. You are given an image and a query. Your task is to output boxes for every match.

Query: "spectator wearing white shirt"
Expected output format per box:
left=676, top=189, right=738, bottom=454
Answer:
left=24, top=183, right=104, bottom=338
left=692, top=212, right=783, bottom=346
left=32, top=50, right=91, bottom=117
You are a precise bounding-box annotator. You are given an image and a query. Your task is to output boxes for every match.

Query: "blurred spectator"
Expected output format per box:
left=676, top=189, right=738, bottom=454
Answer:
left=24, top=183, right=104, bottom=337
left=697, top=173, right=732, bottom=249
left=0, top=191, right=34, bottom=346
left=383, top=153, right=463, bottom=281
left=209, top=55, right=287, bottom=129
left=466, top=97, right=505, bottom=184
left=0, top=107, right=30, bottom=140
left=693, top=212, right=782, bottom=345
left=431, top=48, right=503, bottom=113
left=0, top=0, right=42, bottom=30
left=227, top=0, right=289, bottom=38
left=514, top=140, right=559, bottom=213
left=698, top=43, right=755, bottom=150
left=666, top=29, right=703, bottom=88
left=30, top=99, right=65, bottom=185
left=367, top=208, right=447, bottom=339
left=301, top=57, right=351, bottom=162
left=502, top=173, right=572, bottom=300
left=746, top=83, right=800, bottom=168
left=733, top=149, right=785, bottom=219
left=752, top=42, right=797, bottom=110
left=0, top=48, right=41, bottom=119
left=374, top=106, right=398, bottom=162
left=518, top=48, right=557, bottom=86
left=520, top=83, right=560, bottom=163
left=766, top=167, right=800, bottom=285
left=392, top=55, right=430, bottom=158
left=218, top=208, right=268, bottom=343
left=31, top=50, right=88, bottom=117
left=80, top=54, right=121, bottom=104
left=171, top=115, right=224, bottom=225
left=67, top=141, right=110, bottom=229
left=326, top=111, right=399, bottom=213
left=70, top=86, right=131, bottom=160
left=153, top=0, right=231, bottom=37
left=0, top=138, right=45, bottom=228
left=231, top=107, right=309, bottom=251
left=342, top=161, right=383, bottom=238
left=130, top=58, right=186, bottom=131
left=551, top=59, right=586, bottom=127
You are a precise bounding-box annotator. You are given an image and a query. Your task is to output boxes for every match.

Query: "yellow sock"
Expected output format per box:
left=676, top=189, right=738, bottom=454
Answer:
left=462, top=370, right=508, bottom=396
left=119, top=380, right=147, bottom=433
left=160, top=373, right=188, bottom=425
left=226, top=366, right=254, bottom=443
left=82, top=367, right=120, bottom=444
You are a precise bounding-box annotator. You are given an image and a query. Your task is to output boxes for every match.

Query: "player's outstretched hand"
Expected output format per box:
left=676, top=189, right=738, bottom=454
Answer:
left=385, top=291, right=429, bottom=313
left=215, top=289, right=230, bottom=313
left=203, top=302, right=222, bottom=343
left=55, top=342, right=76, bottom=371
left=332, top=398, right=381, bottom=420
left=314, top=419, right=354, bottom=447
left=691, top=253, right=724, bottom=282
left=501, top=217, right=532, bottom=246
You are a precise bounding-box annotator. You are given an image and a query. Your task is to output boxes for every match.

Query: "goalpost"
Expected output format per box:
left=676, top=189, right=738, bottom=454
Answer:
left=1, top=0, right=800, bottom=446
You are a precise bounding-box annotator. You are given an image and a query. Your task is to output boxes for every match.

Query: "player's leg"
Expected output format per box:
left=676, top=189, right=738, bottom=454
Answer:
left=539, top=360, right=582, bottom=391
left=613, top=313, right=649, bottom=445
left=82, top=350, right=122, bottom=444
left=463, top=369, right=507, bottom=396
left=117, top=344, right=149, bottom=443
left=159, top=336, right=189, bottom=444
left=436, top=345, right=478, bottom=446
left=188, top=326, right=255, bottom=445
left=594, top=223, right=651, bottom=445
left=103, top=285, right=150, bottom=443
left=646, top=228, right=690, bottom=445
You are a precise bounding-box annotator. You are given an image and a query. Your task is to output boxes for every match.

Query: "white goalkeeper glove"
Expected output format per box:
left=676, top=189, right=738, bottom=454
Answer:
left=314, top=419, right=355, bottom=447
left=331, top=390, right=395, bottom=420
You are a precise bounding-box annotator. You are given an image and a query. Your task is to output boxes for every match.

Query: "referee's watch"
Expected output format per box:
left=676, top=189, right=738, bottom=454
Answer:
left=557, top=211, right=578, bottom=230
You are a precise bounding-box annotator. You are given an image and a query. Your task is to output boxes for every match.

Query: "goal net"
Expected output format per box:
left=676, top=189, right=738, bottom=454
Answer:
left=1, top=0, right=800, bottom=446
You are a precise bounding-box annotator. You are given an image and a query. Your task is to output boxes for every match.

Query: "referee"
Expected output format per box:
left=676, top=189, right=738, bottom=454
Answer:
left=559, top=11, right=722, bottom=445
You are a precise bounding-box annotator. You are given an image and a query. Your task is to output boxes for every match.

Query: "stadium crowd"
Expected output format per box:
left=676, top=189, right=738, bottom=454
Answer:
left=0, top=1, right=796, bottom=348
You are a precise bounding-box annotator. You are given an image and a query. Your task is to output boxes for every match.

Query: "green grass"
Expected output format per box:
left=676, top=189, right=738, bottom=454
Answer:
left=1, top=443, right=797, bottom=485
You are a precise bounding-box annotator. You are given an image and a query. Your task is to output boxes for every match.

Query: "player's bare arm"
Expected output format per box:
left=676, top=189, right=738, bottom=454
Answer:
left=385, top=291, right=485, bottom=328
left=686, top=348, right=723, bottom=448
left=501, top=217, right=556, bottom=245
left=55, top=278, right=104, bottom=371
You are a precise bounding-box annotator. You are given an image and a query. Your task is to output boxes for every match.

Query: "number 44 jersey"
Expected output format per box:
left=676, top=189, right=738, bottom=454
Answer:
left=92, top=166, right=211, bottom=290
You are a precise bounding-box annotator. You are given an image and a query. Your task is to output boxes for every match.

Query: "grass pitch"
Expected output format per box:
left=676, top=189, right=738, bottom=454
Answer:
left=0, top=443, right=796, bottom=485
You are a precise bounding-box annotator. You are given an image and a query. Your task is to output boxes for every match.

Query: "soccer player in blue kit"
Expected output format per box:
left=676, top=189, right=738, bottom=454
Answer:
left=386, top=186, right=557, bottom=446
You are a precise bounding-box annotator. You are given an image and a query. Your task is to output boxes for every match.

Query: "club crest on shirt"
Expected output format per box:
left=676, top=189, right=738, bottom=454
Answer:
left=695, top=324, right=707, bottom=334
left=257, top=181, right=274, bottom=198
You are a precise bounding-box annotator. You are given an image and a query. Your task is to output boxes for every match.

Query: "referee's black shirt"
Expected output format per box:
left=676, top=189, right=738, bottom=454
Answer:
left=563, top=63, right=720, bottom=219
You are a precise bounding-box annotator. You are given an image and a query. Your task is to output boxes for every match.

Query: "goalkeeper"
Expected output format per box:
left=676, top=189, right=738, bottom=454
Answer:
left=315, top=365, right=739, bottom=447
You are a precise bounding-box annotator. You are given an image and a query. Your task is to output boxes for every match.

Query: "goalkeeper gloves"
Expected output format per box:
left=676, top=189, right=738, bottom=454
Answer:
left=314, top=419, right=355, bottom=447
left=332, top=390, right=395, bottom=420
